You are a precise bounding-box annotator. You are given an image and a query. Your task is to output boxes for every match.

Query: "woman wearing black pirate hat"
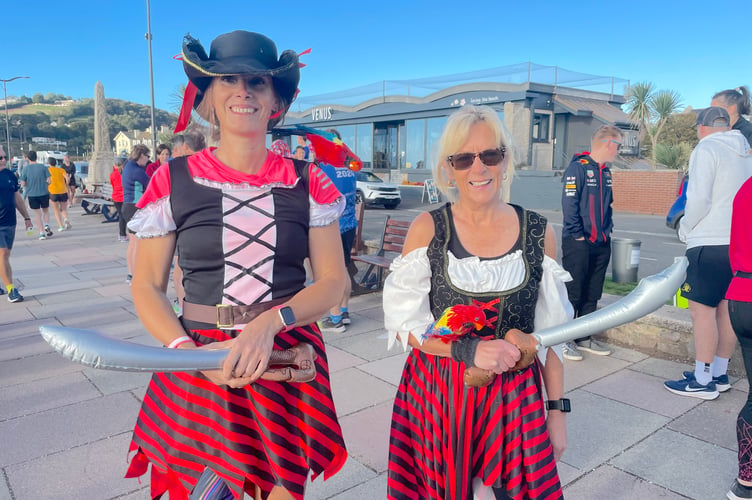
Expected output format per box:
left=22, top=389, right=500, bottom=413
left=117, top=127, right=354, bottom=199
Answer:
left=124, top=30, right=348, bottom=500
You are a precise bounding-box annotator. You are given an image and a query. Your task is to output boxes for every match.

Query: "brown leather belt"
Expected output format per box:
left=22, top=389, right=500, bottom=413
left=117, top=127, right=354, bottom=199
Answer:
left=182, top=296, right=292, bottom=329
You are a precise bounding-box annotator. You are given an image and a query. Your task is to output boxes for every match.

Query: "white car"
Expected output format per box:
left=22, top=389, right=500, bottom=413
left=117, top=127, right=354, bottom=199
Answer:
left=355, top=171, right=401, bottom=209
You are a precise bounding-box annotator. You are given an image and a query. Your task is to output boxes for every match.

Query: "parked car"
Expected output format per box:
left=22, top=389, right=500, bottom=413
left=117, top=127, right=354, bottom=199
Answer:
left=666, top=173, right=688, bottom=239
left=355, top=171, right=401, bottom=209
left=75, top=162, right=89, bottom=192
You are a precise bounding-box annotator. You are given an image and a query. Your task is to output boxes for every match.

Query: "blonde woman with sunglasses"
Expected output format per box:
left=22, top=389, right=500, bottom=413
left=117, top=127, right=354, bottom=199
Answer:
left=383, top=105, right=572, bottom=499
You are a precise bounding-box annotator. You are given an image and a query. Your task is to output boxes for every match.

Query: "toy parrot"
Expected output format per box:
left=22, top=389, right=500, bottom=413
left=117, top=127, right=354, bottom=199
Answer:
left=421, top=304, right=489, bottom=343
left=293, top=124, right=363, bottom=171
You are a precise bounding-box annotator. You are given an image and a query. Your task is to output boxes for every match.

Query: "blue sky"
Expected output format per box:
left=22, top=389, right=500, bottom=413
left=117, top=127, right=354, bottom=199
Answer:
left=2, top=0, right=746, bottom=115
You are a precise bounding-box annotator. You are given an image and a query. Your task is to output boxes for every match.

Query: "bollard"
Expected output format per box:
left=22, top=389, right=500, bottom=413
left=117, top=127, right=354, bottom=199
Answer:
left=612, top=238, right=641, bottom=283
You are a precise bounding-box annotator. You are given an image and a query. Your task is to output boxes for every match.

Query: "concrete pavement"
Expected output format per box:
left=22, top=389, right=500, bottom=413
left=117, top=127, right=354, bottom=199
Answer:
left=0, top=206, right=743, bottom=499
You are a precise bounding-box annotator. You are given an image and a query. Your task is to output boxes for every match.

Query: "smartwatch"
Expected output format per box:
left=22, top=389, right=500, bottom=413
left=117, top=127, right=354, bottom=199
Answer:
left=545, top=398, right=571, bottom=413
left=275, top=305, right=296, bottom=332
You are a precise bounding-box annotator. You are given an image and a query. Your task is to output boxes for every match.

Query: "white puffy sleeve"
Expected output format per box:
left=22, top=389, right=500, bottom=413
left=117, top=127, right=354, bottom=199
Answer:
left=127, top=196, right=176, bottom=238
left=383, top=247, right=433, bottom=351
left=533, top=255, right=574, bottom=365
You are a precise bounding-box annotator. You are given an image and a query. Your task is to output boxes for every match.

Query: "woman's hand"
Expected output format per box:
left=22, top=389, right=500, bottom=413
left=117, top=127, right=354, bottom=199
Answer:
left=222, top=310, right=281, bottom=384
left=546, top=410, right=567, bottom=461
left=473, top=339, right=521, bottom=373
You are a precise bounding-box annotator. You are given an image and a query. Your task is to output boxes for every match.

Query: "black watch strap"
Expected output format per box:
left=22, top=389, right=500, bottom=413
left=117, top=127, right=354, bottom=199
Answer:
left=546, top=398, right=571, bottom=412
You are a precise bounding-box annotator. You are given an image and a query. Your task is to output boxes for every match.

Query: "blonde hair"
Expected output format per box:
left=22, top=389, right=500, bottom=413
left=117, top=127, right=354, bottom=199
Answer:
left=432, top=105, right=513, bottom=202
left=591, top=125, right=623, bottom=145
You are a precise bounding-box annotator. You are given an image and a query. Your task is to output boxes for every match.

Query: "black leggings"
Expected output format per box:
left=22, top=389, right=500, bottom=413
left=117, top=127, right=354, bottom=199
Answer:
left=114, top=201, right=126, bottom=237
left=731, top=299, right=752, bottom=481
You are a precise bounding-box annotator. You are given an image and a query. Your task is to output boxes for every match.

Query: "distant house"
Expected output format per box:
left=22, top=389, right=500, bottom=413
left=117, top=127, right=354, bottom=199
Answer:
left=113, top=125, right=170, bottom=156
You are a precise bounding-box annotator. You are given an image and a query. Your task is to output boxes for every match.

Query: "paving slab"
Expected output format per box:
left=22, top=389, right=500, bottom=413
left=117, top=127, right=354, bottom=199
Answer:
left=0, top=371, right=100, bottom=421
left=339, top=401, right=393, bottom=473
left=610, top=428, right=737, bottom=500
left=330, top=367, right=397, bottom=417
left=562, top=464, right=688, bottom=499
left=561, top=389, right=669, bottom=472
left=5, top=432, right=136, bottom=500
left=0, top=392, right=140, bottom=467
left=668, top=387, right=744, bottom=451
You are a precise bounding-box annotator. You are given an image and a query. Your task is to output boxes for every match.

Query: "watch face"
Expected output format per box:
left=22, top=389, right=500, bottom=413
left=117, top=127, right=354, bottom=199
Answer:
left=279, top=306, right=296, bottom=326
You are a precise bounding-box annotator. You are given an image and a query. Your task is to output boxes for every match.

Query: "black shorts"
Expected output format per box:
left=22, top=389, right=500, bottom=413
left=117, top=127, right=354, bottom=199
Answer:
left=0, top=226, right=15, bottom=250
left=50, top=193, right=69, bottom=203
left=28, top=195, right=50, bottom=210
left=122, top=203, right=138, bottom=233
left=341, top=228, right=356, bottom=267
left=682, top=245, right=732, bottom=307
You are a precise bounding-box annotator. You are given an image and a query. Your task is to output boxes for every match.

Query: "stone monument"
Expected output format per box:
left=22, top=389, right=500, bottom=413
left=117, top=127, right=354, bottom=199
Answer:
left=87, top=81, right=114, bottom=187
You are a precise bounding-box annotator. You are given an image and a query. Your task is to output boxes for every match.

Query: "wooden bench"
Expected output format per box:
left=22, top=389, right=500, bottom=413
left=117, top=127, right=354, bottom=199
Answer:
left=80, top=184, right=119, bottom=222
left=352, top=216, right=409, bottom=290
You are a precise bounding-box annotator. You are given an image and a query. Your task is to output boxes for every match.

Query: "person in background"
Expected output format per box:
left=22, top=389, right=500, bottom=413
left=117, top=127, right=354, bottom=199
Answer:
left=47, top=157, right=71, bottom=232
left=296, top=135, right=311, bottom=160
left=0, top=145, right=33, bottom=302
left=124, top=30, right=347, bottom=499
left=110, top=157, right=127, bottom=242
left=293, top=145, right=306, bottom=161
left=383, top=105, right=571, bottom=499
left=61, top=154, right=77, bottom=208
left=712, top=86, right=752, bottom=146
left=560, top=125, right=622, bottom=361
left=664, top=107, right=752, bottom=400
left=172, top=128, right=207, bottom=157
left=19, top=150, right=53, bottom=240
left=318, top=128, right=357, bottom=333
left=726, top=175, right=752, bottom=500
left=121, top=144, right=151, bottom=283
left=146, top=143, right=171, bottom=177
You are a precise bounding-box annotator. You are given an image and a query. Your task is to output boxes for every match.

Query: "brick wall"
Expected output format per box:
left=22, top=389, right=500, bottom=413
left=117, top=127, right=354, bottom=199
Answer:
left=611, top=170, right=685, bottom=215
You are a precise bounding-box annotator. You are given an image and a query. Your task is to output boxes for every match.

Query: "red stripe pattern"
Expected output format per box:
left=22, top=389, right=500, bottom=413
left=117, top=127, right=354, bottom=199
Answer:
left=387, top=354, right=561, bottom=499
left=126, top=326, right=347, bottom=500
left=386, top=204, right=562, bottom=499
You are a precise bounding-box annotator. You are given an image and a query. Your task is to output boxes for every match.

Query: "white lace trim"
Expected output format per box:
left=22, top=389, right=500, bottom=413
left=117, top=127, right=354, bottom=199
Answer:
left=192, top=176, right=299, bottom=191
left=127, top=196, right=176, bottom=238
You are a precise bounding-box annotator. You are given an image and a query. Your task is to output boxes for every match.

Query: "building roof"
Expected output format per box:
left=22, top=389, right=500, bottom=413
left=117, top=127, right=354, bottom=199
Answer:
left=554, top=95, right=632, bottom=126
left=291, top=62, right=629, bottom=112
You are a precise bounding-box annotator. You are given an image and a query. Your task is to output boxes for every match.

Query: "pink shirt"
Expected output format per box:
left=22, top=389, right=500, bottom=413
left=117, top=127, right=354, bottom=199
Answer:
left=726, top=176, right=752, bottom=301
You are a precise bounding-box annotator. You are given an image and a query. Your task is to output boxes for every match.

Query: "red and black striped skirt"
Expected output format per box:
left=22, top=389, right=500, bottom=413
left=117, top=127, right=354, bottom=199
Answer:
left=387, top=350, right=562, bottom=500
left=125, top=325, right=347, bottom=500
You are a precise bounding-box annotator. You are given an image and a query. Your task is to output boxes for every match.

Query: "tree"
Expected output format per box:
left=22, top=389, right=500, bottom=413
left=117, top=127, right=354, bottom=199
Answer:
left=626, top=82, right=683, bottom=165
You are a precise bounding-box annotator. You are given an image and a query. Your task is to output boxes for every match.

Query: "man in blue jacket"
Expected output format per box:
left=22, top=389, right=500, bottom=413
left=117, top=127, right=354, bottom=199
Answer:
left=561, top=125, right=622, bottom=361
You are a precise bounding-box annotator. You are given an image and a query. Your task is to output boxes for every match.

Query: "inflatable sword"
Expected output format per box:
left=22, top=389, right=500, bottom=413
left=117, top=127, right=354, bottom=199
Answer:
left=463, top=256, right=688, bottom=386
left=38, top=326, right=317, bottom=383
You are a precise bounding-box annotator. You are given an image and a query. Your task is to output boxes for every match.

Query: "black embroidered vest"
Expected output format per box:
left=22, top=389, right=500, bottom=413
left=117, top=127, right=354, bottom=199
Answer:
left=427, top=203, right=547, bottom=338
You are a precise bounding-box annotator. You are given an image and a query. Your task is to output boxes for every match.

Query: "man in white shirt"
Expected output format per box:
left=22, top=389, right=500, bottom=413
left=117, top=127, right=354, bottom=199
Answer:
left=665, top=107, right=752, bottom=400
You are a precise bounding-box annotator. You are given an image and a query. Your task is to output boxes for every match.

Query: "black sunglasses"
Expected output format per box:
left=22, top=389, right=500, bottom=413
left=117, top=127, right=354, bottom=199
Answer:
left=0, top=156, right=6, bottom=160
left=447, top=147, right=506, bottom=170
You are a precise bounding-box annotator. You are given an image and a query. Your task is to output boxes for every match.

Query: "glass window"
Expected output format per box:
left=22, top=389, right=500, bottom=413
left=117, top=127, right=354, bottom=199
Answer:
left=356, top=123, right=372, bottom=169
left=426, top=116, right=448, bottom=168
left=336, top=125, right=356, bottom=150
left=405, top=119, right=425, bottom=169
left=532, top=113, right=550, bottom=142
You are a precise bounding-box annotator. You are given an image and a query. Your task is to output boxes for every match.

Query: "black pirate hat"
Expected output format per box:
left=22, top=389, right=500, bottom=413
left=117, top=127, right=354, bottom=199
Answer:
left=175, top=31, right=300, bottom=132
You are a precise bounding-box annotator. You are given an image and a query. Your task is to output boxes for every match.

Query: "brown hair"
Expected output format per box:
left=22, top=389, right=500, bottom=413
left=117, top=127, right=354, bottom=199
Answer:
left=713, top=86, right=751, bottom=116
left=129, top=144, right=151, bottom=161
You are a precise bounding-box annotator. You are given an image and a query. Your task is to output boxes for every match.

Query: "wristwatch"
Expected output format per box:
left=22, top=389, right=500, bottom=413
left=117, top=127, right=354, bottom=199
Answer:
left=545, top=398, right=571, bottom=413
left=275, top=305, right=296, bottom=332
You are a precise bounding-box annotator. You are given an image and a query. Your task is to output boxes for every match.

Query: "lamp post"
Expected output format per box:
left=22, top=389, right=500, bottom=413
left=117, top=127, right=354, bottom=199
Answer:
left=145, top=0, right=157, bottom=159
left=1, top=76, right=30, bottom=157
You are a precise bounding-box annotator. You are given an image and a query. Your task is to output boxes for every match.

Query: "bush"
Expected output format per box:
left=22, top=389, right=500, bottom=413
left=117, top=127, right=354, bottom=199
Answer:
left=654, top=143, right=692, bottom=170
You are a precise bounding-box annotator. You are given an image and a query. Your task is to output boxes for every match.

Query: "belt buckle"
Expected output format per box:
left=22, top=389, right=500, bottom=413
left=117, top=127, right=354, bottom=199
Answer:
left=216, top=304, right=234, bottom=329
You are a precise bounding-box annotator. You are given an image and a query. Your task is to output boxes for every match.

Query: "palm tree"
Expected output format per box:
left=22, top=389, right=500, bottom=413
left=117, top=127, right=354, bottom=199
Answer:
left=625, top=82, right=683, bottom=166
left=626, top=82, right=654, bottom=143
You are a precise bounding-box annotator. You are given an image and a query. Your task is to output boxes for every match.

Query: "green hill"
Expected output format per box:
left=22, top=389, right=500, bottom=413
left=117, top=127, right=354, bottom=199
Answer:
left=4, top=96, right=177, bottom=156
